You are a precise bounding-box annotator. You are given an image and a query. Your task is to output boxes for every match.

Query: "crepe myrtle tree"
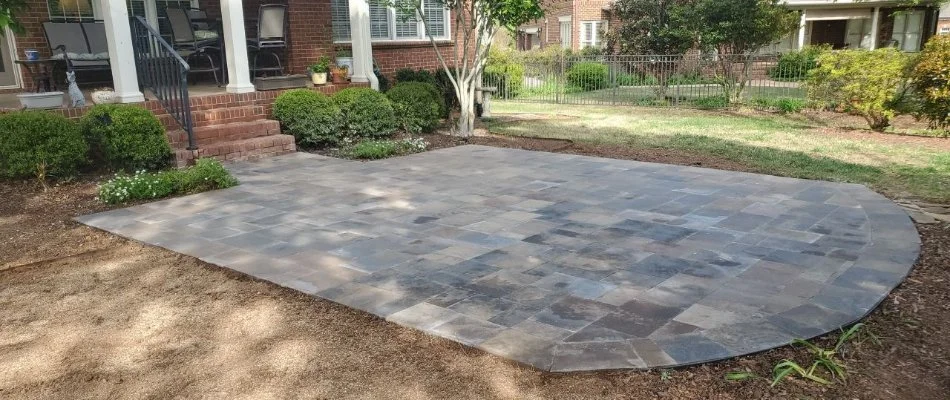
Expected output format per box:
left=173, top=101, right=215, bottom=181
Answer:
left=382, top=0, right=543, bottom=136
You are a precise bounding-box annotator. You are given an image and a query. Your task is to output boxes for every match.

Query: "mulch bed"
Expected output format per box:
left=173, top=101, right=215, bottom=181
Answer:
left=1, top=135, right=948, bottom=399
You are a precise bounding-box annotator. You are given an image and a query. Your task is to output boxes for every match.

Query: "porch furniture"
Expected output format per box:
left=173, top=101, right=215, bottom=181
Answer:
left=248, top=4, right=288, bottom=77
left=42, top=22, right=111, bottom=84
left=14, top=59, right=59, bottom=92
left=185, top=8, right=219, bottom=40
left=165, top=7, right=222, bottom=85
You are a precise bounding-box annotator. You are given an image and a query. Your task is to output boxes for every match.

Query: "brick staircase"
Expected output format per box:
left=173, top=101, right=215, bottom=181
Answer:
left=157, top=97, right=296, bottom=167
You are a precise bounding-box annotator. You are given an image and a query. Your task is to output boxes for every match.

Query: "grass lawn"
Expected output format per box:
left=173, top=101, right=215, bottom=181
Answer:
left=514, top=81, right=805, bottom=106
left=486, top=102, right=950, bottom=203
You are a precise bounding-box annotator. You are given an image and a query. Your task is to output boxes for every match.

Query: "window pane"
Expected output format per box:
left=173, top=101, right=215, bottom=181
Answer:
left=395, top=9, right=418, bottom=38
left=331, top=0, right=351, bottom=41
left=560, top=21, right=571, bottom=49
left=47, top=0, right=95, bottom=21
left=370, top=4, right=390, bottom=39
left=423, top=0, right=445, bottom=37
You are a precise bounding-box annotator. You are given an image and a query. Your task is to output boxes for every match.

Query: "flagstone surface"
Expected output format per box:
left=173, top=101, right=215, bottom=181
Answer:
left=77, top=146, right=919, bottom=371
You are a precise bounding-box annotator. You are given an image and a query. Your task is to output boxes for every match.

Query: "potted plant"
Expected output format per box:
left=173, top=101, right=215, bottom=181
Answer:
left=336, top=49, right=353, bottom=77
left=90, top=87, right=117, bottom=104
left=331, top=64, right=349, bottom=84
left=310, top=56, right=330, bottom=85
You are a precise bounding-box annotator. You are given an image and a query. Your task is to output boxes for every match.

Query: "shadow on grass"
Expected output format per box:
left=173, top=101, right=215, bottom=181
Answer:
left=489, top=119, right=950, bottom=202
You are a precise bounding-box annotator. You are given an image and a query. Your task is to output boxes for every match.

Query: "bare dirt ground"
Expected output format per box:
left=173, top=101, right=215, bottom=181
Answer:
left=2, top=136, right=949, bottom=399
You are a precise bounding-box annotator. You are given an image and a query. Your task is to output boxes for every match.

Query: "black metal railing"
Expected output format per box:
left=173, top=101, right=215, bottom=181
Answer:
left=130, top=16, right=196, bottom=150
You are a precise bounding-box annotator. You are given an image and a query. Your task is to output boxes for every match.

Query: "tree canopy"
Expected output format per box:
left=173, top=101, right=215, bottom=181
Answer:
left=694, top=0, right=799, bottom=54
left=608, top=0, right=697, bottom=56
left=0, top=0, right=29, bottom=34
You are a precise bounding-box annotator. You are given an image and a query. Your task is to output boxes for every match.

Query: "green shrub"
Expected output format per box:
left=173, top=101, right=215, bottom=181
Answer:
left=395, top=68, right=439, bottom=86
left=0, top=111, right=88, bottom=180
left=273, top=90, right=343, bottom=147
left=566, top=62, right=609, bottom=91
left=485, top=47, right=525, bottom=98
left=692, top=95, right=729, bottom=109
left=769, top=45, right=829, bottom=81
left=751, top=97, right=807, bottom=114
left=911, top=35, right=950, bottom=132
left=97, top=158, right=237, bottom=204
left=80, top=104, right=171, bottom=171
left=333, top=87, right=398, bottom=138
left=387, top=82, right=445, bottom=134
left=345, top=137, right=428, bottom=160
left=807, top=48, right=911, bottom=131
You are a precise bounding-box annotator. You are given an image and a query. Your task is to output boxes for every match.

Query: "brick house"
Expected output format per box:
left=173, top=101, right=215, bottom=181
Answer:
left=0, top=0, right=457, bottom=163
left=938, top=4, right=950, bottom=35
left=759, top=0, right=942, bottom=53
left=514, top=0, right=612, bottom=51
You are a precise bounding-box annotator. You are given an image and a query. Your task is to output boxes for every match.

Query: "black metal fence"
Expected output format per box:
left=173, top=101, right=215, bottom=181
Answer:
left=482, top=53, right=812, bottom=108
left=131, top=16, right=196, bottom=150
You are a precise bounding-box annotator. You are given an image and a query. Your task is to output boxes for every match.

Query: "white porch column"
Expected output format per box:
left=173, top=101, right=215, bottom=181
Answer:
left=870, top=7, right=881, bottom=50
left=100, top=0, right=144, bottom=103
left=349, top=0, right=379, bottom=90
left=797, top=10, right=807, bottom=50
left=220, top=0, right=255, bottom=93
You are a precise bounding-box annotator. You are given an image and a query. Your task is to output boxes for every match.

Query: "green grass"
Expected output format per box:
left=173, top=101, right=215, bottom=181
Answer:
left=487, top=102, right=950, bottom=202
left=510, top=81, right=805, bottom=107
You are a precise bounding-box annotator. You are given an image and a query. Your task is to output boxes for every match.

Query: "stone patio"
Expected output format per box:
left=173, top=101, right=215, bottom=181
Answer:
left=77, top=146, right=919, bottom=371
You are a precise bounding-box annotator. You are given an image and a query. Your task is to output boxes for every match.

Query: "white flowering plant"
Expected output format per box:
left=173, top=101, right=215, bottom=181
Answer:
left=96, top=158, right=238, bottom=204
left=344, top=137, right=429, bottom=160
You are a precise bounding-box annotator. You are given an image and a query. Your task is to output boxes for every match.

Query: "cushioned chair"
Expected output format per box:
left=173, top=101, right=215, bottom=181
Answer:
left=43, top=22, right=110, bottom=71
left=165, top=7, right=221, bottom=84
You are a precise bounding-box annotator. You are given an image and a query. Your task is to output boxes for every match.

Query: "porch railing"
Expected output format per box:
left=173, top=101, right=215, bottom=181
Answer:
left=130, top=16, right=196, bottom=150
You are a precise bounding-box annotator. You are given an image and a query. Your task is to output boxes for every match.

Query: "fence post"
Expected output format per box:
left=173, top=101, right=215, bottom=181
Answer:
left=557, top=51, right=564, bottom=104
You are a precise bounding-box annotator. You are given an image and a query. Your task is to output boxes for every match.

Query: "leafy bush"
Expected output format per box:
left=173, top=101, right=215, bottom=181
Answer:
left=387, top=82, right=445, bottom=134
left=97, top=158, right=238, bottom=204
left=0, top=111, right=88, bottom=180
left=272, top=90, right=343, bottom=147
left=485, top=47, right=525, bottom=98
left=769, top=45, right=829, bottom=81
left=807, top=48, right=911, bottom=131
left=567, top=62, right=609, bottom=91
left=692, top=95, right=729, bottom=109
left=333, top=87, right=398, bottom=138
left=911, top=35, right=950, bottom=132
left=751, top=97, right=807, bottom=114
left=345, top=137, right=428, bottom=159
left=80, top=104, right=171, bottom=171
left=395, top=68, right=439, bottom=86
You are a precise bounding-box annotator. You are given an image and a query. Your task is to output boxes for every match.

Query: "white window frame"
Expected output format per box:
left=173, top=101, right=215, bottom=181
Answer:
left=332, top=0, right=451, bottom=43
left=579, top=20, right=605, bottom=49
left=558, top=15, right=571, bottom=49
left=46, top=0, right=199, bottom=22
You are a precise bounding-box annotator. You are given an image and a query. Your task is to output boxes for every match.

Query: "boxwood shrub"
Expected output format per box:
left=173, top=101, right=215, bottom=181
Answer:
left=333, top=87, right=398, bottom=138
left=0, top=111, right=88, bottom=179
left=273, top=89, right=343, bottom=147
left=80, top=104, right=172, bottom=171
left=386, top=82, right=445, bottom=134
left=567, top=62, right=609, bottom=91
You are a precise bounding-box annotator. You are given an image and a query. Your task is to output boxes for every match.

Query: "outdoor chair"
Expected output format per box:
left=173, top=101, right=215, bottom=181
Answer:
left=248, top=4, right=288, bottom=77
left=185, top=8, right=219, bottom=40
left=43, top=22, right=110, bottom=72
left=166, top=7, right=222, bottom=84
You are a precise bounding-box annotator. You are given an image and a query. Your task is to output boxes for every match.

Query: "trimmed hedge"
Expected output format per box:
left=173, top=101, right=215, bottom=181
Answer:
left=273, top=89, right=343, bottom=147
left=386, top=82, right=445, bottom=134
left=333, top=87, right=398, bottom=138
left=0, top=111, right=88, bottom=179
left=80, top=104, right=172, bottom=171
left=566, top=62, right=609, bottom=91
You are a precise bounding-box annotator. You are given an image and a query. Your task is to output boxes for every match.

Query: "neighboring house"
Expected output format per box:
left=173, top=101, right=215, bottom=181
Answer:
left=763, top=0, right=943, bottom=53
left=938, top=4, right=950, bottom=35
left=514, top=0, right=612, bottom=51
left=0, top=0, right=456, bottom=164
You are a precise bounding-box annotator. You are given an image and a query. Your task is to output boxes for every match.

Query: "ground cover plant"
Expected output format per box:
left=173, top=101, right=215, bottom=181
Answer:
left=97, top=158, right=237, bottom=204
left=342, top=137, right=428, bottom=160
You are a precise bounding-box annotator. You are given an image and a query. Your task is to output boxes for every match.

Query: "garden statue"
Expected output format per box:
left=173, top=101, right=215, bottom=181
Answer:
left=66, top=71, right=85, bottom=108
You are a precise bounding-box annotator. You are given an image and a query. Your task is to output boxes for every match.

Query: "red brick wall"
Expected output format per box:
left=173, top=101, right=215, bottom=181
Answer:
left=10, top=0, right=52, bottom=90
left=516, top=0, right=611, bottom=51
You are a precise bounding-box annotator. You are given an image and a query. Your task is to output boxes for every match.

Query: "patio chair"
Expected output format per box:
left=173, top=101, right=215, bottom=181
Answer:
left=43, top=22, right=110, bottom=72
left=185, top=8, right=218, bottom=40
left=165, top=7, right=221, bottom=84
left=248, top=4, right=287, bottom=76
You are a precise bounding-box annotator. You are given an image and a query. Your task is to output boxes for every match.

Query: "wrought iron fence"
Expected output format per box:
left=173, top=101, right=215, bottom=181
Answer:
left=482, top=53, right=812, bottom=108
left=131, top=16, right=196, bottom=150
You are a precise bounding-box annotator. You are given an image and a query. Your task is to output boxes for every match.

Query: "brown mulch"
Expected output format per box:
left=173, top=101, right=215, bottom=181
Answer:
left=1, top=137, right=948, bottom=399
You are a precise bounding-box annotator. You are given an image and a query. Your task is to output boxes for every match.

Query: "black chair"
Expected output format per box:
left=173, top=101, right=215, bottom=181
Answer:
left=248, top=4, right=288, bottom=76
left=165, top=7, right=221, bottom=84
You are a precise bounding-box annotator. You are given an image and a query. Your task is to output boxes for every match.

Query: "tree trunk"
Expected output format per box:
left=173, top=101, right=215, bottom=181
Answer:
left=455, top=79, right=476, bottom=137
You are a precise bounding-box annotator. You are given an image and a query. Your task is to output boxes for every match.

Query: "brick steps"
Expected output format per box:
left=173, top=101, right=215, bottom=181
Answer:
left=167, top=119, right=282, bottom=147
left=192, top=105, right=267, bottom=127
left=174, top=134, right=296, bottom=167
